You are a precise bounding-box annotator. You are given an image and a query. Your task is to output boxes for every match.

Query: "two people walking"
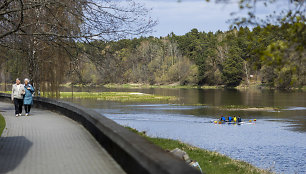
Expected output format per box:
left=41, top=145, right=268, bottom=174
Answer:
left=11, top=78, right=34, bottom=117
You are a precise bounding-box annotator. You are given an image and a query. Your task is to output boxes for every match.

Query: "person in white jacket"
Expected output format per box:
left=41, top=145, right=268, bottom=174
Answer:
left=11, top=78, right=25, bottom=117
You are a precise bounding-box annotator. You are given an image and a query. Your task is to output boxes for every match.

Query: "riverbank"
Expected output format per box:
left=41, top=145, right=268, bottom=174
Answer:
left=3, top=82, right=304, bottom=91
left=104, top=83, right=224, bottom=89
left=59, top=92, right=177, bottom=102
left=1, top=91, right=177, bottom=103
left=60, top=83, right=203, bottom=89
left=61, top=82, right=223, bottom=89
left=127, top=127, right=273, bottom=174
left=61, top=82, right=306, bottom=90
left=0, top=113, right=5, bottom=136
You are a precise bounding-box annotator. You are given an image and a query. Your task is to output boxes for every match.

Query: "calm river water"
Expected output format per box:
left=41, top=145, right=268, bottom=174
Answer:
left=62, top=87, right=305, bottom=174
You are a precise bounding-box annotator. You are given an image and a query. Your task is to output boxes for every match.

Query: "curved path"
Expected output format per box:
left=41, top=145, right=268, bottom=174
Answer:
left=0, top=101, right=125, bottom=174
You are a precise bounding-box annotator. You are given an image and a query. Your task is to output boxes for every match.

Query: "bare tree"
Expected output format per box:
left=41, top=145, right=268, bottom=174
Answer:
left=0, top=0, right=156, bottom=95
left=1, top=0, right=156, bottom=40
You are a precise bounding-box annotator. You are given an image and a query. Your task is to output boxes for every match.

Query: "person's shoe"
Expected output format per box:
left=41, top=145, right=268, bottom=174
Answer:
left=16, top=114, right=19, bottom=117
left=18, top=114, right=21, bottom=116
left=25, top=113, right=29, bottom=116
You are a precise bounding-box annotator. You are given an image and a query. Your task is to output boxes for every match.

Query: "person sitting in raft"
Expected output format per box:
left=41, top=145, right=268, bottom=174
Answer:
left=233, top=116, right=237, bottom=122
left=220, top=116, right=226, bottom=122
left=228, top=116, right=232, bottom=122
left=238, top=116, right=242, bottom=123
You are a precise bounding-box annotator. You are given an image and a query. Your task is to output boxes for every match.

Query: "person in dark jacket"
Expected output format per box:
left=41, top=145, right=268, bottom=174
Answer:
left=238, top=116, right=242, bottom=123
left=23, top=78, right=34, bottom=116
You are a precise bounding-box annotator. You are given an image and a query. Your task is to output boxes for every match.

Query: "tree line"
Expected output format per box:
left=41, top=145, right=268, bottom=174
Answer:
left=73, top=23, right=305, bottom=88
left=1, top=23, right=305, bottom=89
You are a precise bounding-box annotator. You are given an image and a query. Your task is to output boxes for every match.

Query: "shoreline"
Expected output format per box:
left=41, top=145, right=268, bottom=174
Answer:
left=59, top=83, right=306, bottom=90
left=127, top=127, right=273, bottom=174
left=2, top=83, right=306, bottom=90
left=0, top=91, right=290, bottom=111
left=57, top=91, right=177, bottom=103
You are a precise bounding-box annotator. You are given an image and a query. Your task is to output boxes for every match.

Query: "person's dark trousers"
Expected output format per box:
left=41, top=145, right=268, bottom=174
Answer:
left=14, top=98, right=23, bottom=114
left=24, top=105, right=31, bottom=114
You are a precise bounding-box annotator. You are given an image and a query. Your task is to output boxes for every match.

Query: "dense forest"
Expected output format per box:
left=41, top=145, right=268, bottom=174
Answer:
left=72, top=24, right=305, bottom=88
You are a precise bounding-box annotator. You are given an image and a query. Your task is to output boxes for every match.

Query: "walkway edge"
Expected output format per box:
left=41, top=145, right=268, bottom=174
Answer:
left=0, top=93, right=200, bottom=174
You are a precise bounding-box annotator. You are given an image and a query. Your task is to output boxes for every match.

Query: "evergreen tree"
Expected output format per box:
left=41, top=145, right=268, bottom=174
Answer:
left=222, top=34, right=244, bottom=87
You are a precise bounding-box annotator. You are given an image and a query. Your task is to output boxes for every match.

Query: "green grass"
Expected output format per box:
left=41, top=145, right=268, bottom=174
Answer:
left=0, top=113, right=5, bottom=136
left=58, top=92, right=177, bottom=102
left=127, top=127, right=273, bottom=174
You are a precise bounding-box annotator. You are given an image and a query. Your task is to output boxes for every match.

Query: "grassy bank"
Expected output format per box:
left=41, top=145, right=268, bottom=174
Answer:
left=0, top=113, right=5, bottom=136
left=1, top=90, right=177, bottom=102
left=128, top=127, right=272, bottom=174
left=59, top=92, right=177, bottom=102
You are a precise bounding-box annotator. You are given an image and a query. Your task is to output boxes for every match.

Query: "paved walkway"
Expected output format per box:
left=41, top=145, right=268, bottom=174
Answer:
left=0, top=102, right=125, bottom=174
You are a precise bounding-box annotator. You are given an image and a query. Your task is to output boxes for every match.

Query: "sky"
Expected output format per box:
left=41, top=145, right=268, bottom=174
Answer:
left=140, top=0, right=289, bottom=37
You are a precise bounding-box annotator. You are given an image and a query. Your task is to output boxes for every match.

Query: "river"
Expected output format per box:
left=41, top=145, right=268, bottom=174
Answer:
left=6, top=84, right=306, bottom=174
left=57, top=87, right=306, bottom=174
